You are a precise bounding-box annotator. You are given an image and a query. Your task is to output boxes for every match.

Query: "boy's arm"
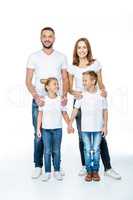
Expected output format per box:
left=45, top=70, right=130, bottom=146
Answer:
left=62, top=111, right=70, bottom=125
left=37, top=111, right=43, bottom=138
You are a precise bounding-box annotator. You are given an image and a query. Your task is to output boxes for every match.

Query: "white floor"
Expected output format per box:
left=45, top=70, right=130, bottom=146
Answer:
left=1, top=153, right=133, bottom=200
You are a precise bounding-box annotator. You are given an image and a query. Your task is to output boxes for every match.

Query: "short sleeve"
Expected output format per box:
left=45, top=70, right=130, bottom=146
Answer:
left=61, top=55, right=68, bottom=69
left=102, top=97, right=108, bottom=110
left=67, top=65, right=75, bottom=75
left=95, top=59, right=102, bottom=72
left=74, top=99, right=82, bottom=109
left=38, top=106, right=43, bottom=112
left=26, top=54, right=36, bottom=69
left=61, top=105, right=67, bottom=112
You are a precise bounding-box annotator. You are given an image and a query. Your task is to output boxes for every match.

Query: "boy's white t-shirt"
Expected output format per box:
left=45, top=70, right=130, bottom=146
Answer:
left=67, top=59, right=102, bottom=92
left=27, top=50, right=67, bottom=96
left=38, top=96, right=67, bottom=129
left=74, top=90, right=108, bottom=132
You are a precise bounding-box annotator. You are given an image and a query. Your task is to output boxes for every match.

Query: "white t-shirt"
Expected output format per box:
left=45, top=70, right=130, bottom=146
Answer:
left=38, top=96, right=67, bottom=129
left=74, top=90, right=108, bottom=132
left=27, top=50, right=67, bottom=96
left=67, top=59, right=102, bottom=92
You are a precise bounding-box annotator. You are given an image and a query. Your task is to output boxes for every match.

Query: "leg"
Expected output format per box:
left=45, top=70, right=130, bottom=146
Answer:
left=100, top=136, right=111, bottom=171
left=52, top=129, right=62, bottom=172
left=82, top=132, right=92, bottom=173
left=32, top=99, right=43, bottom=168
left=42, top=129, right=52, bottom=173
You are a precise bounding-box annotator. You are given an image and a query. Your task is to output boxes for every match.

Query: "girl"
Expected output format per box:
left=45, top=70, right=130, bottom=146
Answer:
left=37, top=77, right=71, bottom=181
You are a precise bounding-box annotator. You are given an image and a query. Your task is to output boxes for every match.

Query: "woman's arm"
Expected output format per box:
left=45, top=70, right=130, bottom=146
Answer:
left=97, top=70, right=107, bottom=97
left=37, top=111, right=43, bottom=137
left=68, top=73, right=82, bottom=98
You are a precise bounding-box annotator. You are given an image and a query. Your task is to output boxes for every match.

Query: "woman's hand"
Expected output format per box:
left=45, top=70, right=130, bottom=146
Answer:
left=37, top=129, right=42, bottom=138
left=101, top=126, right=108, bottom=137
left=61, top=95, right=68, bottom=106
left=100, top=89, right=107, bottom=97
left=71, top=90, right=83, bottom=99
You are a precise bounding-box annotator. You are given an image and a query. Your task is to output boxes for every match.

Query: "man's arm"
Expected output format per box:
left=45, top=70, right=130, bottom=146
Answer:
left=61, top=69, right=69, bottom=97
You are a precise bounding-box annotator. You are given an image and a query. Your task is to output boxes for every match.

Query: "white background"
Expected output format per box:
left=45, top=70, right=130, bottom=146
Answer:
left=0, top=0, right=133, bottom=200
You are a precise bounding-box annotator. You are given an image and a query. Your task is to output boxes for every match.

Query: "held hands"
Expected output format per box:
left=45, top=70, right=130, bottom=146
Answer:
left=101, top=126, right=108, bottom=137
left=67, top=122, right=74, bottom=134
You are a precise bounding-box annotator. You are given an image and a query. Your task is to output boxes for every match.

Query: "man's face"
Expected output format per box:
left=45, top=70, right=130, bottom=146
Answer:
left=41, top=30, right=55, bottom=49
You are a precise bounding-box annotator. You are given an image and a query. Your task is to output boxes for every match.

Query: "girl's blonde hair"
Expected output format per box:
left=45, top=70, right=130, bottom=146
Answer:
left=40, top=77, right=58, bottom=92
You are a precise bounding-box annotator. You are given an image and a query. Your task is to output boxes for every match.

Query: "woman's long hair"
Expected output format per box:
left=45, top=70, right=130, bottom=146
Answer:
left=73, top=38, right=95, bottom=66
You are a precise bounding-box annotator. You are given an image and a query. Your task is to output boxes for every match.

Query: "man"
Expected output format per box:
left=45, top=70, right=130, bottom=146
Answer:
left=26, top=27, right=69, bottom=178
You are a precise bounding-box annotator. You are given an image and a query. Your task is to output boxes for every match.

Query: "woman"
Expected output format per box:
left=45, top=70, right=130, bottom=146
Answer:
left=67, top=38, right=121, bottom=179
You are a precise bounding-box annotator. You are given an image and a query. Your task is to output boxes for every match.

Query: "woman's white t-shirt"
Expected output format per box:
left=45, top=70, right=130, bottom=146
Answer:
left=67, top=59, right=102, bottom=92
left=38, top=96, right=67, bottom=129
left=27, top=50, right=67, bottom=96
left=74, top=90, right=108, bottom=132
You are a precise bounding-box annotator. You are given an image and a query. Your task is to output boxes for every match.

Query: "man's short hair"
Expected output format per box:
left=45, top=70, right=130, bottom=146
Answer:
left=41, top=27, right=55, bottom=35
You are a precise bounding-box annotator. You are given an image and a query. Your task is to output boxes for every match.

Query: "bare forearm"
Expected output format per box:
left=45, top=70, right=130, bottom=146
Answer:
left=69, top=108, right=78, bottom=123
left=37, top=112, right=43, bottom=131
left=26, top=82, right=38, bottom=98
left=103, top=110, right=108, bottom=127
left=62, top=112, right=70, bottom=125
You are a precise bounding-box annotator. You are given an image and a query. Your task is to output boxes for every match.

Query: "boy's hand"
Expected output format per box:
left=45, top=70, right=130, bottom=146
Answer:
left=100, top=89, right=107, bottom=97
left=101, top=126, right=108, bottom=137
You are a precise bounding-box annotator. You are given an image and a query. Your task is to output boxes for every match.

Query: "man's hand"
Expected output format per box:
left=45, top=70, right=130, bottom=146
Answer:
left=34, top=95, right=45, bottom=107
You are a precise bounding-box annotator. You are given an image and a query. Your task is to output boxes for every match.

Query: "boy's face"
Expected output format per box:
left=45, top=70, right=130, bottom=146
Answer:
left=41, top=30, right=55, bottom=49
left=83, top=74, right=95, bottom=89
left=46, top=80, right=59, bottom=93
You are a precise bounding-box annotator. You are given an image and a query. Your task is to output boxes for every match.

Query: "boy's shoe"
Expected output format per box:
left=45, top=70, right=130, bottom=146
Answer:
left=85, top=173, right=92, bottom=182
left=78, top=166, right=87, bottom=176
left=54, top=171, right=63, bottom=181
left=32, top=167, right=42, bottom=179
left=41, top=173, right=51, bottom=182
left=104, top=168, right=122, bottom=180
left=92, top=172, right=101, bottom=181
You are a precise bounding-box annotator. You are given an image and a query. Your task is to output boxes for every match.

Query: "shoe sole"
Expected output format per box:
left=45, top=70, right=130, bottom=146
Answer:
left=104, top=174, right=122, bottom=180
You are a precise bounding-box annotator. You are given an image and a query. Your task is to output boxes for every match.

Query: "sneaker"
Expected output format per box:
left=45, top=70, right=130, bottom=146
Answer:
left=32, top=167, right=42, bottom=179
left=54, top=171, right=63, bottom=181
left=85, top=173, right=92, bottom=182
left=41, top=173, right=51, bottom=182
left=60, top=167, right=65, bottom=176
left=78, top=166, right=87, bottom=176
left=104, top=168, right=122, bottom=180
left=92, top=172, right=101, bottom=181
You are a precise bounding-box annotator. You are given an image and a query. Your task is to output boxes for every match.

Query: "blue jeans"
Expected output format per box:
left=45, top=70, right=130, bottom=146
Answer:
left=32, top=99, right=43, bottom=168
left=42, top=128, right=62, bottom=173
left=82, top=131, right=102, bottom=173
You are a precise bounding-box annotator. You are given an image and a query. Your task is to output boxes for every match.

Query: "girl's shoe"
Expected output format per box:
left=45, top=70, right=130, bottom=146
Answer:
left=54, top=171, right=63, bottom=181
left=92, top=172, right=100, bottom=181
left=41, top=173, right=51, bottom=182
left=78, top=166, right=87, bottom=176
left=85, top=173, right=92, bottom=182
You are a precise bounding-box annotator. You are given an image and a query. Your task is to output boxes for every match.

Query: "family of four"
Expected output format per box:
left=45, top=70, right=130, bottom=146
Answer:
left=26, top=27, right=121, bottom=182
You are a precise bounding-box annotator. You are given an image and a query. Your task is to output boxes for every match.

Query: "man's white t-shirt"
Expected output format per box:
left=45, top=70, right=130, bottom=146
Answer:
left=74, top=90, right=108, bottom=132
left=27, top=50, right=67, bottom=96
left=67, top=59, right=102, bottom=92
left=38, top=96, right=67, bottom=129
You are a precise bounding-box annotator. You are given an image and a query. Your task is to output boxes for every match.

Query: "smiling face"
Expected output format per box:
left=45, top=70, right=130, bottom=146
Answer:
left=83, top=74, right=96, bottom=89
left=77, top=41, right=88, bottom=59
left=41, top=30, right=55, bottom=49
left=46, top=79, right=59, bottom=94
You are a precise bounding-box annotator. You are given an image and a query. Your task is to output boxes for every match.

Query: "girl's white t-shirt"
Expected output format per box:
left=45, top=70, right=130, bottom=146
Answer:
left=38, top=96, right=67, bottom=129
left=27, top=50, right=67, bottom=96
left=74, top=90, right=108, bottom=132
left=67, top=59, right=102, bottom=92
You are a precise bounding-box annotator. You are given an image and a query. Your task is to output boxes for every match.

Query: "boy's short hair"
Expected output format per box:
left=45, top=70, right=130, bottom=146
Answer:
left=83, top=71, right=98, bottom=85
left=41, top=27, right=55, bottom=35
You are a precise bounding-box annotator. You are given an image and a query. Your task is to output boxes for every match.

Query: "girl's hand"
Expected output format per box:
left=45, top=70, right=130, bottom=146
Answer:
left=67, top=123, right=74, bottom=134
left=100, top=89, right=107, bottom=97
left=101, top=126, right=108, bottom=137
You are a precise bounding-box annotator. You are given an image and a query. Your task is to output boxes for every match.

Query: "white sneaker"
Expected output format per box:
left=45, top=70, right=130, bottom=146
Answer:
left=104, top=168, right=122, bottom=180
left=32, top=167, right=42, bottom=179
left=78, top=166, right=87, bottom=176
left=60, top=168, right=65, bottom=176
left=41, top=173, right=51, bottom=182
left=54, top=171, right=63, bottom=181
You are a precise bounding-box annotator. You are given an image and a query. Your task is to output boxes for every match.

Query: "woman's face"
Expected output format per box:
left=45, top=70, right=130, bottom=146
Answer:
left=77, top=41, right=88, bottom=59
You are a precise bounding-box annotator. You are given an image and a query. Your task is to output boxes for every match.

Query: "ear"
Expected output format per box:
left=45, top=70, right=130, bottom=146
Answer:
left=40, top=79, right=48, bottom=84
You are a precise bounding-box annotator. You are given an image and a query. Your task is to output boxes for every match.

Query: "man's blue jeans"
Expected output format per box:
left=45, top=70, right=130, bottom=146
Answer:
left=32, top=99, right=43, bottom=168
left=42, top=128, right=62, bottom=173
left=82, top=131, right=102, bottom=173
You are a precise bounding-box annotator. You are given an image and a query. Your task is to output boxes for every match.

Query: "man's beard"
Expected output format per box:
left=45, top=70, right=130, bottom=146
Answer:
left=42, top=42, right=53, bottom=49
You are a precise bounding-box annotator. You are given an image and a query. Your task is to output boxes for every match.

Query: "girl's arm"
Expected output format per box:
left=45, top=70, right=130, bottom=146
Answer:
left=62, top=111, right=70, bottom=125
left=67, top=108, right=79, bottom=133
left=37, top=111, right=43, bottom=138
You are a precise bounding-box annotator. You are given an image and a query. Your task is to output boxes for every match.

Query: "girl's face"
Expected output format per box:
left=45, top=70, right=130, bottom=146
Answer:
left=46, top=80, right=59, bottom=93
left=77, top=41, right=88, bottom=59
